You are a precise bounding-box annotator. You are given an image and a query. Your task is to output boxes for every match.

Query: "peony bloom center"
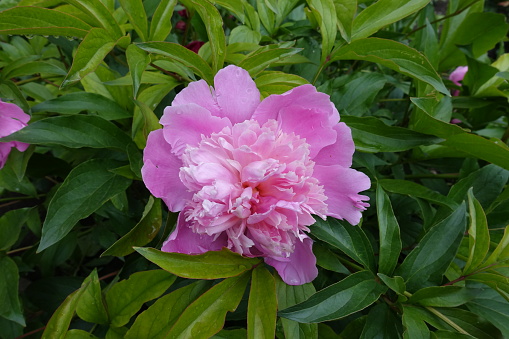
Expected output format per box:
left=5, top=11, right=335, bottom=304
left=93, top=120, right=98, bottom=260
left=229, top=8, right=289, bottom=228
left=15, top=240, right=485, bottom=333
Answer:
left=177, top=119, right=328, bottom=259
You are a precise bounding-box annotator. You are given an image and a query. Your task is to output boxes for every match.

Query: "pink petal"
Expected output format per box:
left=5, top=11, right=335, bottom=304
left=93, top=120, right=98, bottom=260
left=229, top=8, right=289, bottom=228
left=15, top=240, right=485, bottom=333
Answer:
left=0, top=143, right=12, bottom=169
left=264, top=236, right=318, bottom=285
left=252, top=85, right=340, bottom=158
left=313, top=165, right=371, bottom=225
left=0, top=101, right=30, bottom=125
left=0, top=113, right=28, bottom=138
left=172, top=80, right=222, bottom=117
left=277, top=106, right=337, bottom=159
left=13, top=141, right=29, bottom=152
left=162, top=210, right=228, bottom=253
left=449, top=66, right=468, bottom=86
left=160, top=103, right=231, bottom=156
left=313, top=123, right=355, bottom=167
left=213, top=65, right=260, bottom=124
left=142, top=129, right=192, bottom=212
left=252, top=85, right=339, bottom=126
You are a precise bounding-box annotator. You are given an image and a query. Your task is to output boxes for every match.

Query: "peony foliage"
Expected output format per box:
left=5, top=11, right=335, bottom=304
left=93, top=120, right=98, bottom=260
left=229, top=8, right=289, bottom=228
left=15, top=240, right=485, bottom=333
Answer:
left=0, top=0, right=509, bottom=338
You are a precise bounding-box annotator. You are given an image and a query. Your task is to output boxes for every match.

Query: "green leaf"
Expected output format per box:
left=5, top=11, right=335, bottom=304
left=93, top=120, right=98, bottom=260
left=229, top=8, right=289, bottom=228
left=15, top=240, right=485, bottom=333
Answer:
left=333, top=0, right=356, bottom=42
left=125, top=280, right=212, bottom=339
left=467, top=287, right=509, bottom=338
left=377, top=274, right=406, bottom=296
left=166, top=272, right=250, bottom=338
left=135, top=247, right=261, bottom=279
left=463, top=189, right=490, bottom=274
left=378, top=179, right=456, bottom=209
left=483, top=225, right=509, bottom=267
left=307, top=0, right=337, bottom=62
left=432, top=308, right=502, bottom=339
left=102, top=196, right=162, bottom=257
left=65, top=330, right=100, bottom=339
left=126, top=44, right=150, bottom=99
left=411, top=98, right=509, bottom=171
left=0, top=159, right=37, bottom=196
left=247, top=266, right=277, bottom=339
left=61, top=28, right=120, bottom=87
left=279, top=271, right=387, bottom=323
left=149, top=0, right=178, bottom=41
left=191, top=0, right=226, bottom=73
left=376, top=186, right=402, bottom=275
left=38, top=159, right=132, bottom=252
left=447, top=164, right=509, bottom=209
left=394, top=203, right=467, bottom=291
left=439, top=12, right=509, bottom=70
left=330, top=38, right=449, bottom=95
left=31, top=92, right=132, bottom=120
left=0, top=208, right=31, bottom=251
left=402, top=305, right=431, bottom=339
left=342, top=116, right=442, bottom=153
left=65, top=0, right=124, bottom=38
left=254, top=71, right=309, bottom=96
left=442, top=134, right=509, bottom=173
left=238, top=47, right=302, bottom=77
left=256, top=0, right=275, bottom=34
left=360, top=303, right=402, bottom=339
left=314, top=243, right=350, bottom=274
left=229, top=26, right=261, bottom=45
left=351, top=0, right=430, bottom=40
left=311, top=217, right=376, bottom=272
left=42, top=282, right=89, bottom=339
left=0, top=115, right=133, bottom=151
left=276, top=276, right=318, bottom=339
left=119, top=0, right=148, bottom=41
left=105, top=270, right=176, bottom=327
left=136, top=42, right=214, bottom=84
left=0, top=256, right=25, bottom=326
left=409, top=286, right=471, bottom=307
left=76, top=269, right=108, bottom=324
left=0, top=6, right=92, bottom=37
left=467, top=273, right=509, bottom=302
left=333, top=72, right=387, bottom=116
left=132, top=82, right=177, bottom=149
left=211, top=329, right=247, bottom=339
left=105, top=327, right=128, bottom=339
left=6, top=61, right=67, bottom=78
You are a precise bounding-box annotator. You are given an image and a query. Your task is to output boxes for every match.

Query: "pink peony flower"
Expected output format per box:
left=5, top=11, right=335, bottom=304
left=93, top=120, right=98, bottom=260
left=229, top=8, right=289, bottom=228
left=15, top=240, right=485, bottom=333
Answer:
left=141, top=66, right=370, bottom=285
left=449, top=66, right=468, bottom=96
left=0, top=100, right=30, bottom=169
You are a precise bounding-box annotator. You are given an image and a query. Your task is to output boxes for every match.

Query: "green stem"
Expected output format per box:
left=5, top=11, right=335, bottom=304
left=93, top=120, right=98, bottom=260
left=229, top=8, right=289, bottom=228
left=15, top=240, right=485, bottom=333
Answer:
left=0, top=195, right=42, bottom=203
left=7, top=245, right=34, bottom=255
left=406, top=0, right=481, bottom=37
left=425, top=306, right=471, bottom=335
left=404, top=173, right=460, bottom=179
left=337, top=256, right=364, bottom=272
left=403, top=291, right=470, bottom=335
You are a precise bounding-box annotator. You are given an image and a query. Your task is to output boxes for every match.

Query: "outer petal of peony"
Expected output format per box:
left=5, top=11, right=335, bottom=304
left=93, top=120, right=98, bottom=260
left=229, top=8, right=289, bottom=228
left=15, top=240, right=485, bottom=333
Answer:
left=162, top=210, right=228, bottom=253
left=160, top=103, right=231, bottom=157
left=313, top=165, right=371, bottom=225
left=252, top=85, right=339, bottom=158
left=0, top=100, right=30, bottom=169
left=313, top=122, right=355, bottom=167
left=264, top=236, right=318, bottom=285
left=172, top=80, right=221, bottom=115
left=213, top=65, right=260, bottom=123
left=171, top=65, right=260, bottom=124
left=141, top=129, right=192, bottom=212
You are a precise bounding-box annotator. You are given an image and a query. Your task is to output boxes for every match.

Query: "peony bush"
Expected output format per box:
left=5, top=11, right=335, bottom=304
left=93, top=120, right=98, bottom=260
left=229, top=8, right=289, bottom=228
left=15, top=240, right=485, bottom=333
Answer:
left=0, top=0, right=509, bottom=338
